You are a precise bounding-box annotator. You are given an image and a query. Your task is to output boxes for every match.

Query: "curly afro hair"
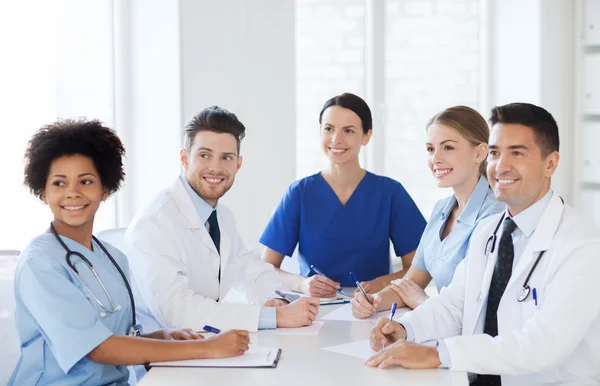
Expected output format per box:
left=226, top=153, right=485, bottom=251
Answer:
left=23, top=119, right=126, bottom=199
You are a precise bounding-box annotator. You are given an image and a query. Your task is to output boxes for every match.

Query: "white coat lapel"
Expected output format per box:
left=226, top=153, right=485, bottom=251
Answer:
left=462, top=216, right=500, bottom=335
left=217, top=210, right=231, bottom=271
left=171, top=178, right=220, bottom=255
left=471, top=215, right=505, bottom=333
left=471, top=193, right=563, bottom=334
left=504, top=193, right=563, bottom=293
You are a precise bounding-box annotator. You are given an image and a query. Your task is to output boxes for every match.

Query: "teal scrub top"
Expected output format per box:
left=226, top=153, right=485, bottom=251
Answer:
left=9, top=233, right=132, bottom=385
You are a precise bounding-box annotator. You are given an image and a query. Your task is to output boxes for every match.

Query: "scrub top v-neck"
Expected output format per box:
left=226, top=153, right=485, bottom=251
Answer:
left=260, top=171, right=426, bottom=286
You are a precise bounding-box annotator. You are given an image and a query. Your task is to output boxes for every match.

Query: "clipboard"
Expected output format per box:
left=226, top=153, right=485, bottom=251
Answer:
left=277, top=290, right=351, bottom=305
left=149, top=347, right=282, bottom=368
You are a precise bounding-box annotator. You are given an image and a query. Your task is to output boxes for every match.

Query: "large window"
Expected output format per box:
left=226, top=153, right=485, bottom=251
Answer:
left=0, top=1, right=116, bottom=250
left=296, top=0, right=484, bottom=218
left=295, top=0, right=366, bottom=179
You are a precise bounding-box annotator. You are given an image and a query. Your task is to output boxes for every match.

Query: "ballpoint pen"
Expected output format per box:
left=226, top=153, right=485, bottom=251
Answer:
left=202, top=325, right=221, bottom=334
left=310, top=264, right=352, bottom=297
left=383, top=302, right=397, bottom=348
left=532, top=288, right=538, bottom=307
left=349, top=272, right=373, bottom=305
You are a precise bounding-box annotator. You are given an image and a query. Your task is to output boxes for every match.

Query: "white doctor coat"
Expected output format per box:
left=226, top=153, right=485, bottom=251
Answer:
left=400, top=193, right=600, bottom=385
left=125, top=178, right=281, bottom=332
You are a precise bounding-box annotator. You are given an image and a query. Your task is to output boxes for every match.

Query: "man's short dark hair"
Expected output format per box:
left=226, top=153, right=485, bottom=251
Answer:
left=489, top=103, right=559, bottom=157
left=23, top=119, right=126, bottom=199
left=183, top=106, right=246, bottom=154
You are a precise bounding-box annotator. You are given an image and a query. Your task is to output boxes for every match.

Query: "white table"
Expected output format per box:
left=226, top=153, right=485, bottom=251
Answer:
left=138, top=304, right=469, bottom=386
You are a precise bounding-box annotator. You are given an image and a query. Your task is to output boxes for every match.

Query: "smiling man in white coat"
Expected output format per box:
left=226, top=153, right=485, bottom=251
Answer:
left=125, top=106, right=319, bottom=334
left=361, top=103, right=600, bottom=385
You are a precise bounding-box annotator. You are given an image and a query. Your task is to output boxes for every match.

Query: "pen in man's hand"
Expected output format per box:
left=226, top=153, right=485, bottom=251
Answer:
left=383, top=302, right=397, bottom=348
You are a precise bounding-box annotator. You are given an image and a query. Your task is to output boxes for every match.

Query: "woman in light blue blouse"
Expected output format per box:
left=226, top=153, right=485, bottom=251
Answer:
left=351, top=106, right=505, bottom=318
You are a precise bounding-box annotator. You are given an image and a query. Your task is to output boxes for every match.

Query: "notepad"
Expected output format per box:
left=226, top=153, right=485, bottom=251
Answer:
left=150, top=347, right=282, bottom=368
left=277, top=290, right=351, bottom=305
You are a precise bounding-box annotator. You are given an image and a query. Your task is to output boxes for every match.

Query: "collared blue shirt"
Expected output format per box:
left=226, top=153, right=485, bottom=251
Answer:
left=9, top=234, right=131, bottom=385
left=412, top=176, right=505, bottom=291
left=180, top=175, right=276, bottom=329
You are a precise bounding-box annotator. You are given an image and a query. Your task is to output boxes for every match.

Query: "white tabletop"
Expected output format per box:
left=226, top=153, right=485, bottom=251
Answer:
left=138, top=303, right=468, bottom=386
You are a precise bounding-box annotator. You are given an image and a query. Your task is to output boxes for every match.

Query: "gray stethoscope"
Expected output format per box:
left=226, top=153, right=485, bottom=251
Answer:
left=484, top=214, right=546, bottom=303
left=50, top=223, right=142, bottom=336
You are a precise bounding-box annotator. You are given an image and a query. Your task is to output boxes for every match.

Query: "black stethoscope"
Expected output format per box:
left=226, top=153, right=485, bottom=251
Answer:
left=50, top=223, right=142, bottom=336
left=484, top=214, right=546, bottom=303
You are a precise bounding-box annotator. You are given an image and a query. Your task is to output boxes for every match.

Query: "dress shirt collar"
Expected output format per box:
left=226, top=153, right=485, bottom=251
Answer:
left=508, top=188, right=553, bottom=238
left=440, top=175, right=492, bottom=227
left=179, top=174, right=217, bottom=225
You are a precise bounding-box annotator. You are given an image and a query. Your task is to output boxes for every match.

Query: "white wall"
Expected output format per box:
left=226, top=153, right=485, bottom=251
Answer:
left=180, top=0, right=296, bottom=249
left=115, top=0, right=183, bottom=225
left=116, top=0, right=296, bottom=249
left=490, top=0, right=575, bottom=203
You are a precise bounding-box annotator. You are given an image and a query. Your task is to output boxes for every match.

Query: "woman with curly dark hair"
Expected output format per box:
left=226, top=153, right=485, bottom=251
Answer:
left=9, top=119, right=249, bottom=386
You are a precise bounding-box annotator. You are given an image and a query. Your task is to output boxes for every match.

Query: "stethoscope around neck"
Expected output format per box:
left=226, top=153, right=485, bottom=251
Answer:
left=484, top=213, right=546, bottom=303
left=50, top=223, right=142, bottom=336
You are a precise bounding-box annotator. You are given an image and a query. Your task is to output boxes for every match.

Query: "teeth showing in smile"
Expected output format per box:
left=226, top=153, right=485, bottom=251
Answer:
left=434, top=169, right=452, bottom=176
left=205, top=177, right=223, bottom=183
left=497, top=179, right=517, bottom=184
left=329, top=148, right=347, bottom=153
left=63, top=205, right=86, bottom=211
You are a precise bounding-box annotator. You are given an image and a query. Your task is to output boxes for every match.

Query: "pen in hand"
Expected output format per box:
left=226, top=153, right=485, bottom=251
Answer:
left=310, top=264, right=347, bottom=296
left=382, top=302, right=397, bottom=349
left=202, top=325, right=221, bottom=334
left=349, top=272, right=373, bottom=305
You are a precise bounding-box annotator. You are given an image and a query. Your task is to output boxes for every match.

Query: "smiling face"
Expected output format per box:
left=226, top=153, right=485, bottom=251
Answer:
left=180, top=131, right=242, bottom=207
left=320, top=106, right=372, bottom=165
left=43, top=154, right=108, bottom=230
left=487, top=123, right=559, bottom=215
left=425, top=123, right=487, bottom=189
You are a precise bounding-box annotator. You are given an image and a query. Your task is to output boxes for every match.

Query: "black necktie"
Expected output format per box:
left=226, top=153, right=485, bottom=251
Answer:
left=476, top=217, right=518, bottom=386
left=207, top=210, right=221, bottom=254
left=207, top=210, right=221, bottom=281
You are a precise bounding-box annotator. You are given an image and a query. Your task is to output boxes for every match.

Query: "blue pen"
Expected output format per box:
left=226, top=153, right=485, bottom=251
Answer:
left=202, top=325, right=221, bottom=334
left=389, top=302, right=397, bottom=321
left=349, top=272, right=373, bottom=305
left=309, top=264, right=328, bottom=277
left=310, top=264, right=348, bottom=296
left=383, top=302, right=397, bottom=348
left=532, top=288, right=538, bottom=306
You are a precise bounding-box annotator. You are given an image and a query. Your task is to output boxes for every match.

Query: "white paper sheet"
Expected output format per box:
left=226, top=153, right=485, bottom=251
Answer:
left=322, top=339, right=375, bottom=360
left=150, top=347, right=280, bottom=368
left=274, top=321, right=324, bottom=336
left=320, top=303, right=379, bottom=323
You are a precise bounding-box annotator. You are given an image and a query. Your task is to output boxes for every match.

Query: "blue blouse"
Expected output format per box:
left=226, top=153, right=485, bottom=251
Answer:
left=9, top=234, right=131, bottom=386
left=412, top=176, right=505, bottom=291
left=260, top=171, right=426, bottom=286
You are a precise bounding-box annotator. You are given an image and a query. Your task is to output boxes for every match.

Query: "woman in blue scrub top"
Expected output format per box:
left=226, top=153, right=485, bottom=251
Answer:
left=9, top=120, right=250, bottom=386
left=351, top=106, right=505, bottom=318
left=261, top=93, right=427, bottom=298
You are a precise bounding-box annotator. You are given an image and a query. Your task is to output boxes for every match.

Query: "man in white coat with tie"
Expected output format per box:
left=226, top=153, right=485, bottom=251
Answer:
left=126, top=106, right=319, bottom=334
left=358, top=103, right=600, bottom=385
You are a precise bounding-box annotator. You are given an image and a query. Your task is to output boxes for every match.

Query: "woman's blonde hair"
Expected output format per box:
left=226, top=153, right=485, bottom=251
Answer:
left=426, top=105, right=489, bottom=177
